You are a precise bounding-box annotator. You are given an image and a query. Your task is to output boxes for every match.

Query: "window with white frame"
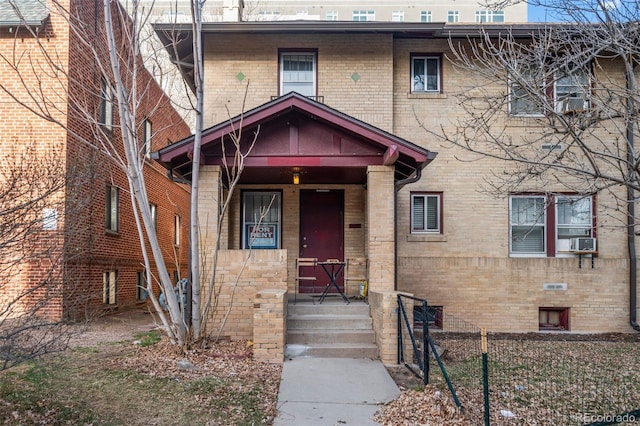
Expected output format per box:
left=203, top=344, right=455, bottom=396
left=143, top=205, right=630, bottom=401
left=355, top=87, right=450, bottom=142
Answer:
left=326, top=10, right=338, bottom=20
left=447, top=11, right=459, bottom=23
left=280, top=51, right=316, bottom=97
left=174, top=215, right=180, bottom=246
left=242, top=191, right=281, bottom=249
left=352, top=10, right=375, bottom=21
left=411, top=55, right=441, bottom=93
left=392, top=10, right=404, bottom=22
left=100, top=79, right=114, bottom=131
left=475, top=10, right=505, bottom=22
left=143, top=119, right=152, bottom=158
left=420, top=11, right=432, bottom=22
left=103, top=270, right=117, bottom=305
left=149, top=203, right=157, bottom=230
left=555, top=63, right=591, bottom=113
left=509, top=65, right=546, bottom=116
left=411, top=192, right=442, bottom=234
left=105, top=185, right=119, bottom=232
left=509, top=194, right=594, bottom=256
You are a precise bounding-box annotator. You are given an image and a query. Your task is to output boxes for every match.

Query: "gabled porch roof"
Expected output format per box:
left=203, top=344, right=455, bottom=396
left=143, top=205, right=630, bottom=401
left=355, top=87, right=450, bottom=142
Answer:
left=154, top=92, right=436, bottom=185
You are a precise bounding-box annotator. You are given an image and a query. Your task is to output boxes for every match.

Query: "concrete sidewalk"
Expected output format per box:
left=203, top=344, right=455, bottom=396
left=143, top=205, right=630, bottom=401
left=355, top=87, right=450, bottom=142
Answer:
left=273, top=357, right=400, bottom=425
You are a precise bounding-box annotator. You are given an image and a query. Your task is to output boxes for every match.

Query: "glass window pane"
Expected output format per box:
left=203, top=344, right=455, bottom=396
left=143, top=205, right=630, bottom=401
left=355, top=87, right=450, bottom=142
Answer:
left=426, top=196, right=438, bottom=230
left=412, top=196, right=425, bottom=230
left=426, top=58, right=439, bottom=91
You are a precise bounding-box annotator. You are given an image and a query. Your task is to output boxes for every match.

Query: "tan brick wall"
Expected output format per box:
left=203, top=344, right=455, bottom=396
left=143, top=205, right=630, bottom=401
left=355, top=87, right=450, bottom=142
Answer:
left=367, top=166, right=395, bottom=293
left=370, top=290, right=414, bottom=365
left=253, top=289, right=287, bottom=363
left=203, top=33, right=394, bottom=132
left=202, top=249, right=287, bottom=340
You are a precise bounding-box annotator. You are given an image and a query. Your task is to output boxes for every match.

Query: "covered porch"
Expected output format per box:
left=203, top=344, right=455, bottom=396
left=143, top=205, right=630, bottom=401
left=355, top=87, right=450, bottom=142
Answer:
left=154, top=92, right=435, bottom=361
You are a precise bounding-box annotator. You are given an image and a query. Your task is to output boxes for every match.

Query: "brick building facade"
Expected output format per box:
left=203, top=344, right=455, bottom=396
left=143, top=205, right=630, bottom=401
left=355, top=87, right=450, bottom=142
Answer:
left=0, top=0, right=190, bottom=320
left=154, top=18, right=638, bottom=360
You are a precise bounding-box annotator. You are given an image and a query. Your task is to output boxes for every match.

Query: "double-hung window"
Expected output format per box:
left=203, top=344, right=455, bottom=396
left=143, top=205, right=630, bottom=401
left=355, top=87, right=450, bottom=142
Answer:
left=280, top=51, right=316, bottom=97
left=411, top=192, right=442, bottom=234
left=411, top=55, right=441, bottom=93
left=143, top=119, right=152, bottom=159
left=447, top=11, right=459, bottom=23
left=555, top=64, right=591, bottom=113
left=509, top=194, right=594, bottom=256
left=326, top=11, right=338, bottom=20
left=392, top=10, right=404, bottom=22
left=420, top=11, right=432, bottom=22
left=242, top=191, right=282, bottom=249
left=100, top=79, right=114, bottom=131
left=509, top=65, right=545, bottom=116
left=510, top=195, right=546, bottom=255
left=106, top=185, right=119, bottom=232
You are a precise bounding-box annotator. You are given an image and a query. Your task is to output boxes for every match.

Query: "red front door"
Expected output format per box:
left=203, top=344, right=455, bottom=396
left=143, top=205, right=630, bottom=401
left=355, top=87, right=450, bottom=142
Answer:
left=299, top=190, right=344, bottom=293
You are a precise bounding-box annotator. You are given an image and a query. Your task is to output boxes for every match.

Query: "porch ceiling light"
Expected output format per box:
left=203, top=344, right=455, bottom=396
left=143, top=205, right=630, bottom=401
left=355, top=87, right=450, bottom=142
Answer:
left=292, top=172, right=300, bottom=185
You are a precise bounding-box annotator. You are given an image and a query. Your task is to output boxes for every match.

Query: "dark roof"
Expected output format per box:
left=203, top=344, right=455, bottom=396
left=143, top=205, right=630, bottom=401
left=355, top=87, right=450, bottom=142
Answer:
left=0, top=0, right=49, bottom=28
left=154, top=92, right=436, bottom=184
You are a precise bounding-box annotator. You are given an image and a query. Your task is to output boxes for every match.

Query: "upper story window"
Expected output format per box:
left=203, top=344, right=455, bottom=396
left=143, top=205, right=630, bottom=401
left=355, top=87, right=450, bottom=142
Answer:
left=106, top=185, right=119, bottom=232
left=411, top=54, right=441, bottom=93
left=555, top=64, right=591, bottom=113
left=392, top=10, right=404, bottom=22
left=420, top=11, right=432, bottom=22
left=149, top=203, right=157, bottom=230
left=509, top=66, right=546, bottom=116
left=100, top=79, right=114, bottom=131
left=509, top=194, right=594, bottom=257
left=280, top=51, right=317, bottom=97
left=258, top=10, right=280, bottom=20
left=326, top=10, right=338, bottom=20
left=475, top=10, right=505, bottom=22
left=174, top=215, right=181, bottom=247
left=509, top=62, right=591, bottom=116
left=353, top=10, right=375, bottom=21
left=411, top=192, right=442, bottom=234
left=143, top=119, right=152, bottom=159
left=447, top=11, right=459, bottom=23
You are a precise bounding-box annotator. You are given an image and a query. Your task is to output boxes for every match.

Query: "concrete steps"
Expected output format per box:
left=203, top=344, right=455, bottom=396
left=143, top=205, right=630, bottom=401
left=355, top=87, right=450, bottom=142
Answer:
left=285, top=299, right=378, bottom=359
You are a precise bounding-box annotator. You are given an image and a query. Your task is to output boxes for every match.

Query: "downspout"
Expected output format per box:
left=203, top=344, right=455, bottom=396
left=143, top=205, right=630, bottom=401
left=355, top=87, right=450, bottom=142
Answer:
left=626, top=58, right=640, bottom=332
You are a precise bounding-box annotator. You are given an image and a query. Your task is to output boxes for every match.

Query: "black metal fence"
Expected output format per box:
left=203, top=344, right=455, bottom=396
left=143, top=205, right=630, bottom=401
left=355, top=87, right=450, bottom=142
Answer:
left=397, top=297, right=640, bottom=425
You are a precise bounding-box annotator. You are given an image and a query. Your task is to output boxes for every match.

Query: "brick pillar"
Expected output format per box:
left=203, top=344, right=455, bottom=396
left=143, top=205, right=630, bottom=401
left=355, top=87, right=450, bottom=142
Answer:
left=366, top=165, right=395, bottom=293
left=198, top=165, right=222, bottom=282
left=253, top=289, right=287, bottom=363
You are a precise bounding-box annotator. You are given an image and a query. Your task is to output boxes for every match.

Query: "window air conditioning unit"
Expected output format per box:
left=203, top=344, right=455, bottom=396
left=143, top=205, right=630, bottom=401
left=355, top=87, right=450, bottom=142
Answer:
left=570, top=237, right=596, bottom=252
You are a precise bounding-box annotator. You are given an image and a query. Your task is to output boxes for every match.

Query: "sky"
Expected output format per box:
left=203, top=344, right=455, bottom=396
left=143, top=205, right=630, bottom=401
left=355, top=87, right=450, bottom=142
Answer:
left=528, top=4, right=551, bottom=22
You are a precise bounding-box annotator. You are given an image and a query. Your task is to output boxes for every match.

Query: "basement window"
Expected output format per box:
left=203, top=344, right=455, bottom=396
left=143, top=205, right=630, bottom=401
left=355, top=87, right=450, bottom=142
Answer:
left=539, top=307, right=569, bottom=331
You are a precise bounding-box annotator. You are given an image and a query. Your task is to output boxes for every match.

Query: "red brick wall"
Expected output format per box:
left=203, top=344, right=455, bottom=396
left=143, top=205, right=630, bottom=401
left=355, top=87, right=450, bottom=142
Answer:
left=0, top=0, right=191, bottom=321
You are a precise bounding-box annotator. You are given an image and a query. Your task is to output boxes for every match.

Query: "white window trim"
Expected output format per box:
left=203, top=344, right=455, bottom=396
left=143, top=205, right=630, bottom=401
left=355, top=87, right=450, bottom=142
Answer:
left=174, top=215, right=181, bottom=247
left=106, top=185, right=119, bottom=232
left=509, top=194, right=594, bottom=257
left=352, top=10, right=375, bottom=21
left=143, top=119, right=152, bottom=159
left=410, top=192, right=442, bottom=234
left=554, top=66, right=591, bottom=114
left=101, top=79, right=114, bottom=131
left=411, top=55, right=442, bottom=93
left=508, top=74, right=546, bottom=117
left=420, top=11, right=432, bottom=22
left=509, top=195, right=546, bottom=257
left=555, top=195, right=594, bottom=255
left=279, top=51, right=317, bottom=97
left=447, top=10, right=459, bottom=23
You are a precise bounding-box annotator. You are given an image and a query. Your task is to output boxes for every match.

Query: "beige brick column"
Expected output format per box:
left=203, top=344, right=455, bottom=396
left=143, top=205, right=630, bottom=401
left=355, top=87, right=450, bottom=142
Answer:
left=198, top=165, right=222, bottom=282
left=253, top=289, right=287, bottom=363
left=366, top=165, right=395, bottom=293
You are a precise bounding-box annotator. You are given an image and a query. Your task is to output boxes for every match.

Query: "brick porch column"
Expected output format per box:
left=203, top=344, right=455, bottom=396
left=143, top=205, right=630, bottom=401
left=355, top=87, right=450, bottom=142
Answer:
left=366, top=165, right=395, bottom=293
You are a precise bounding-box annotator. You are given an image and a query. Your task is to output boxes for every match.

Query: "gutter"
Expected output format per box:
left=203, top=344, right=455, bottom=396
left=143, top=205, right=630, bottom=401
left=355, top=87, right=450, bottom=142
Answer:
left=627, top=59, right=640, bottom=332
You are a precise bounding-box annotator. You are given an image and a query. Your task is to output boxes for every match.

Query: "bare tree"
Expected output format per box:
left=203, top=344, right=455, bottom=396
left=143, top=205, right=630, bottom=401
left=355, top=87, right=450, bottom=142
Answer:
left=426, top=0, right=640, bottom=330
left=0, top=0, right=260, bottom=351
left=0, top=141, right=86, bottom=370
